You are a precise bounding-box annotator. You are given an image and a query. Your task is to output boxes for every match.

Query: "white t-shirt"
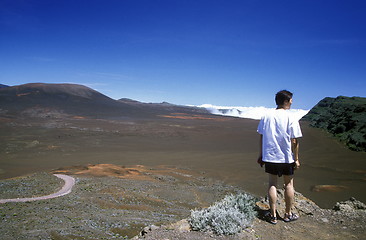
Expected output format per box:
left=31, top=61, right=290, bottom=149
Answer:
left=257, top=109, right=302, bottom=164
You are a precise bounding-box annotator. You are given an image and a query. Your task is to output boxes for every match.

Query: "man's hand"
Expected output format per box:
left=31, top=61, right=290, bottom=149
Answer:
left=257, top=156, right=264, bottom=167
left=294, top=160, right=300, bottom=170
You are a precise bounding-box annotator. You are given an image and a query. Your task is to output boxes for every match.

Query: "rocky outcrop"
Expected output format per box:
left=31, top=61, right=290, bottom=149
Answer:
left=256, top=189, right=321, bottom=217
left=333, top=197, right=366, bottom=212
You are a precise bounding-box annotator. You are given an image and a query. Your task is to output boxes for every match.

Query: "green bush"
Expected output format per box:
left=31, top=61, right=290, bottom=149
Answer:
left=189, top=193, right=257, bottom=235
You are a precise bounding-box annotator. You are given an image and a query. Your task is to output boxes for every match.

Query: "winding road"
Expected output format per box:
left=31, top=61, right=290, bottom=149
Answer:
left=0, top=174, right=75, bottom=204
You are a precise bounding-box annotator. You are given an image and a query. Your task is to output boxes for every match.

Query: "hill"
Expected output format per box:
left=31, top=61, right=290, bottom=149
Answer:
left=0, top=83, right=136, bottom=118
left=118, top=98, right=209, bottom=115
left=303, top=96, right=366, bottom=151
left=0, top=83, right=209, bottom=119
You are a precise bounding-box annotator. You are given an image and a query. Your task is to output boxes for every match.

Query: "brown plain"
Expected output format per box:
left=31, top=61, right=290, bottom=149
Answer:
left=1, top=111, right=365, bottom=209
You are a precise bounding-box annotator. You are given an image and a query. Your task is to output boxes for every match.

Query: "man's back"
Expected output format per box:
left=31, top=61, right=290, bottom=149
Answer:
left=257, top=109, right=302, bottom=163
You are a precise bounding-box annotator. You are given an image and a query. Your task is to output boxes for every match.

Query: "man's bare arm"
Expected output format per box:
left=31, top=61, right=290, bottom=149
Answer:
left=258, top=135, right=264, bottom=167
left=291, top=138, right=300, bottom=169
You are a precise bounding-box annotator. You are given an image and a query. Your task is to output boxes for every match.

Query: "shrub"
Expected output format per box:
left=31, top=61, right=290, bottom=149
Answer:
left=189, top=193, right=257, bottom=235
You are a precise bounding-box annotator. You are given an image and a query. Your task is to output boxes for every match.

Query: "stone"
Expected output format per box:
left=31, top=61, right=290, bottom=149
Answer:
left=167, top=219, right=191, bottom=233
left=333, top=197, right=366, bottom=212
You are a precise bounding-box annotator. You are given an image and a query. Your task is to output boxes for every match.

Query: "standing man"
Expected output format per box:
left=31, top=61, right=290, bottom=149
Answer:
left=257, top=90, right=302, bottom=224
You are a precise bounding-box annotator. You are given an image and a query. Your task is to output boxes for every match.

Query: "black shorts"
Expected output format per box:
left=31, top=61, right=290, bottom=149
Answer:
left=265, top=162, right=295, bottom=177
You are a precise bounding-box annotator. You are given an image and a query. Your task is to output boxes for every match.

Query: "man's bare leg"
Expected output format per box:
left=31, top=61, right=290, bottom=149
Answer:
left=284, top=175, right=294, bottom=215
left=268, top=174, right=278, bottom=217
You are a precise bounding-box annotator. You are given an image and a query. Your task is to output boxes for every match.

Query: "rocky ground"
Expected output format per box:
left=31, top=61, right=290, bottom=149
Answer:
left=1, top=164, right=365, bottom=240
left=134, top=192, right=366, bottom=240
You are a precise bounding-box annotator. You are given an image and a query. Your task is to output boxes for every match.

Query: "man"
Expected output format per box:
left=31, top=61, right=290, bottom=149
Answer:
left=257, top=90, right=302, bottom=224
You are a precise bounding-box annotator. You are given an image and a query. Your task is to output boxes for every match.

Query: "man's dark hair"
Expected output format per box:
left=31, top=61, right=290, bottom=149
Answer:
left=275, top=90, right=293, bottom=106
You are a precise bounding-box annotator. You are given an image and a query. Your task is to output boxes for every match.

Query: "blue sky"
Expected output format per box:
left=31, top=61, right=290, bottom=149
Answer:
left=1, top=0, right=365, bottom=109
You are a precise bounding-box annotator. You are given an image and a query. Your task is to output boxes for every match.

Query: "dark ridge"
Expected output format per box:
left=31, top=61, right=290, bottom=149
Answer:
left=302, top=96, right=366, bottom=151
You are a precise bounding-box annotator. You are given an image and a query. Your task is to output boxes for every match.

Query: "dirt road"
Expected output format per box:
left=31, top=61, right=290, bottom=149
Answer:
left=0, top=174, right=75, bottom=204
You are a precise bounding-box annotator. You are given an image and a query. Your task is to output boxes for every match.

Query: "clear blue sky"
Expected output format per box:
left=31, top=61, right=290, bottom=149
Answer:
left=1, top=0, right=365, bottom=109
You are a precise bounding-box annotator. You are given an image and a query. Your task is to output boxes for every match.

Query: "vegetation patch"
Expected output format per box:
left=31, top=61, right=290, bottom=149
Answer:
left=303, top=96, right=366, bottom=151
left=0, top=166, right=238, bottom=239
left=189, top=193, right=257, bottom=235
left=0, top=172, right=62, bottom=199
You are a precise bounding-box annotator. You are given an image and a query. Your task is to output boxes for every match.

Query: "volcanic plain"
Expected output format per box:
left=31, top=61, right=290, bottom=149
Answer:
left=0, top=83, right=365, bottom=239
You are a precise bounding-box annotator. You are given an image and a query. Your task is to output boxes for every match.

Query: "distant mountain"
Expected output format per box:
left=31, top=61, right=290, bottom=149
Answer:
left=0, top=84, right=9, bottom=88
left=0, top=83, right=141, bottom=118
left=0, top=83, right=209, bottom=119
left=118, top=98, right=140, bottom=104
left=303, top=96, right=366, bottom=151
left=118, top=98, right=209, bottom=115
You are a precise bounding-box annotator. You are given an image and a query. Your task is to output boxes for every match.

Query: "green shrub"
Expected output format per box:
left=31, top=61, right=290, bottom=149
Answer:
left=189, top=193, right=257, bottom=235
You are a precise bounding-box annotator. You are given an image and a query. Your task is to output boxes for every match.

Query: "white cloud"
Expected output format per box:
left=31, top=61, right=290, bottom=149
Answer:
left=195, top=104, right=309, bottom=120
